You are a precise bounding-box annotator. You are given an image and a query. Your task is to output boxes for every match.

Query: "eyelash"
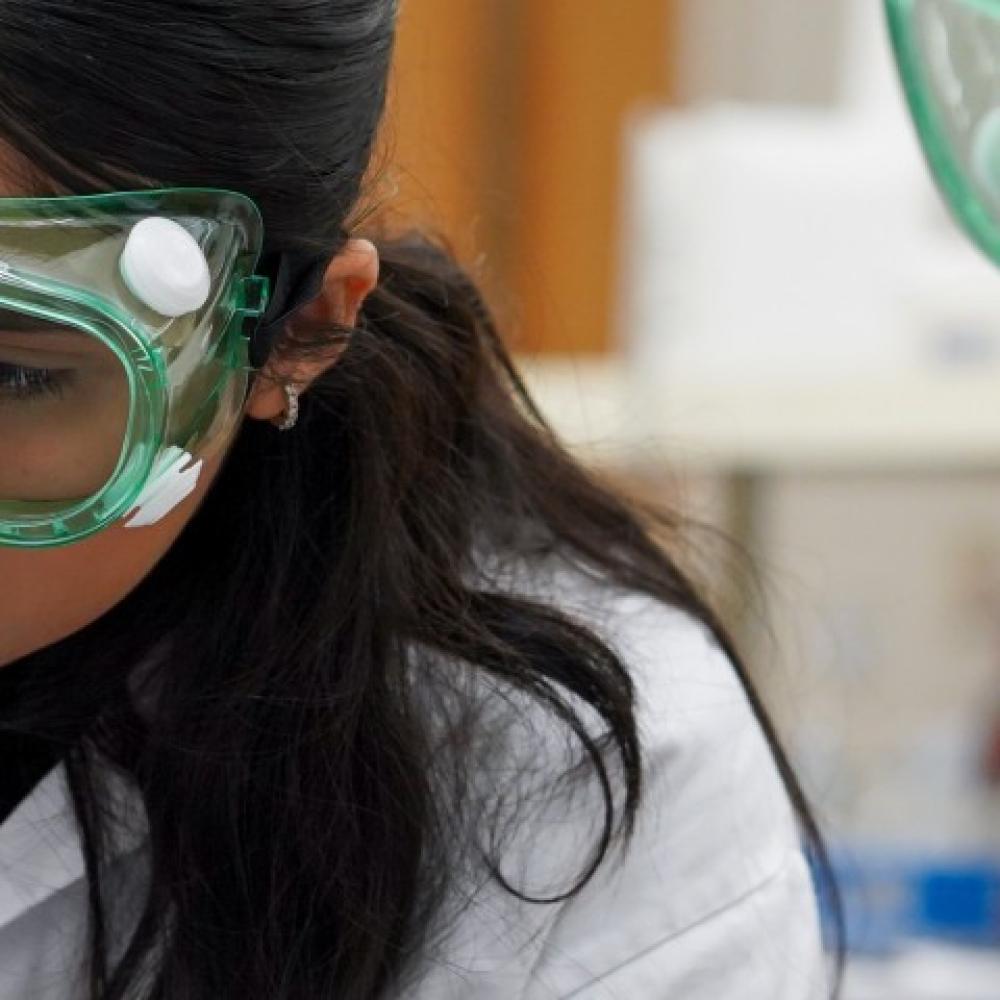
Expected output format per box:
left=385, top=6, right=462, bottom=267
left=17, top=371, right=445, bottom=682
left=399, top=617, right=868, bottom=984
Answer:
left=0, top=361, right=71, bottom=401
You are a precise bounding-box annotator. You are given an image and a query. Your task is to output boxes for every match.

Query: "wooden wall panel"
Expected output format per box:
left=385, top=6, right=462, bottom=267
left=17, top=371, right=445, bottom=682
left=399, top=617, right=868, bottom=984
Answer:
left=380, top=0, right=679, bottom=354
left=511, top=0, right=677, bottom=354
left=378, top=0, right=496, bottom=263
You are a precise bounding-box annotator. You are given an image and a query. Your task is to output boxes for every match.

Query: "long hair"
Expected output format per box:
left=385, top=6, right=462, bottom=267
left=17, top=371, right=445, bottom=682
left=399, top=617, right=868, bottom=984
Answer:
left=0, top=2, right=837, bottom=997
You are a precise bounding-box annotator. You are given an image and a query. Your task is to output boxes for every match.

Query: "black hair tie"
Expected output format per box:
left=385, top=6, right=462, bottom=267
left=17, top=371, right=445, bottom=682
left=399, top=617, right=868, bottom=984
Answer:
left=247, top=249, right=331, bottom=369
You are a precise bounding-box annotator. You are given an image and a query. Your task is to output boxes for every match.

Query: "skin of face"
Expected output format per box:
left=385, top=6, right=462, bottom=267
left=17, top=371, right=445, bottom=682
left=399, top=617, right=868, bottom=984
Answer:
left=0, top=225, right=379, bottom=669
left=0, top=327, right=132, bottom=500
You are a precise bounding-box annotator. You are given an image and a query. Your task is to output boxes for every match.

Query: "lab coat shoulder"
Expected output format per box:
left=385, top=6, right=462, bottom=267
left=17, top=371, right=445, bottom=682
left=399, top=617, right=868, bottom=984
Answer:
left=0, top=557, right=828, bottom=999
left=401, top=560, right=828, bottom=999
left=523, top=587, right=828, bottom=999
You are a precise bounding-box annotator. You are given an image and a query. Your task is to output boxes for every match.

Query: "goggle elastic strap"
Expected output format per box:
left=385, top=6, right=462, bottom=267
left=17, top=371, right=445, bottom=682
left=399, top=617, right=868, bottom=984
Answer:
left=248, top=249, right=332, bottom=369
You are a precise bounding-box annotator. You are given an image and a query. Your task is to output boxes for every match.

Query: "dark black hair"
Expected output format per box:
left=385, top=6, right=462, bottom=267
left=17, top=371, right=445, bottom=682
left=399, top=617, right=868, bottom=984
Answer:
left=0, top=2, right=838, bottom=997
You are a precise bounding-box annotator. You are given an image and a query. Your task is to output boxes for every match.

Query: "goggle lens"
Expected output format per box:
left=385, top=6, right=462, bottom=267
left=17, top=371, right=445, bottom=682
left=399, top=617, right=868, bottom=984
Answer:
left=0, top=308, right=130, bottom=510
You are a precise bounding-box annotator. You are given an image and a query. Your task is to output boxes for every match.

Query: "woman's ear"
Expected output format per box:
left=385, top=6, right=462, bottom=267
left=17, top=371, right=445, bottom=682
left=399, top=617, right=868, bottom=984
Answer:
left=245, top=238, right=379, bottom=423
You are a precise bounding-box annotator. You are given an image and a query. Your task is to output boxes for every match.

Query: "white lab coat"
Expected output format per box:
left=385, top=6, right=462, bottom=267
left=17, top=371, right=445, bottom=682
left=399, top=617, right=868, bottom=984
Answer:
left=0, top=557, right=828, bottom=998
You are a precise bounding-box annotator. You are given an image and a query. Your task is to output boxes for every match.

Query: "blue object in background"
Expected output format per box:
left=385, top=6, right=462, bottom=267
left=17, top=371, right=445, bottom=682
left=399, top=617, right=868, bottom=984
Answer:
left=809, top=844, right=1000, bottom=956
left=915, top=863, right=1000, bottom=946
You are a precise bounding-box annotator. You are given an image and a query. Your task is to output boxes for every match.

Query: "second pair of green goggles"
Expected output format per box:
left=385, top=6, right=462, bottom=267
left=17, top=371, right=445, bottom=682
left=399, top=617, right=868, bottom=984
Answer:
left=0, top=188, right=272, bottom=549
left=888, top=0, right=1000, bottom=267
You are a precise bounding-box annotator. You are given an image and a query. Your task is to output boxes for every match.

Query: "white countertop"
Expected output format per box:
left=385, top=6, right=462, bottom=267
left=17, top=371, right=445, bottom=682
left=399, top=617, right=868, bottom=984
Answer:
left=516, top=355, right=1000, bottom=475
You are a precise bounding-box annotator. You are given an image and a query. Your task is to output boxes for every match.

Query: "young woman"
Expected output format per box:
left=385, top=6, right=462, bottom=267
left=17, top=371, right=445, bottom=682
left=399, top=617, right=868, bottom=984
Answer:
left=0, top=2, right=829, bottom=997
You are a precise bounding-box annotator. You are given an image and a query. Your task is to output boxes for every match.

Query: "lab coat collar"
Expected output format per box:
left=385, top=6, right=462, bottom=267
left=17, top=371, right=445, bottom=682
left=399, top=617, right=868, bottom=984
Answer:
left=0, top=761, right=147, bottom=931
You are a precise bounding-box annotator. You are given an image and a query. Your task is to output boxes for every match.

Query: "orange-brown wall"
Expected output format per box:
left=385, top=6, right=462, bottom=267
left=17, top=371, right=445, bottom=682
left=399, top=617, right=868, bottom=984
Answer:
left=381, top=0, right=496, bottom=261
left=380, top=1, right=678, bottom=354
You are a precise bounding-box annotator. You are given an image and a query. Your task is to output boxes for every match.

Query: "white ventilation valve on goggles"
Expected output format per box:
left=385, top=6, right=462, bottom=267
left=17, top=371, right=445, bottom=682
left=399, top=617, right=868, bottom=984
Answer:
left=119, top=217, right=211, bottom=317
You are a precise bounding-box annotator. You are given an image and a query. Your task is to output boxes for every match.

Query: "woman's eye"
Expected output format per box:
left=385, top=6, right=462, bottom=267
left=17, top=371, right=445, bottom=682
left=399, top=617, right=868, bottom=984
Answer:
left=0, top=361, right=72, bottom=401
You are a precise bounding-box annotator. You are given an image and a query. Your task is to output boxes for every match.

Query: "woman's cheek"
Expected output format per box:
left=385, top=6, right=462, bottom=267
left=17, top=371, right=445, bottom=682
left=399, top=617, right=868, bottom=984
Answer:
left=0, top=452, right=226, bottom=668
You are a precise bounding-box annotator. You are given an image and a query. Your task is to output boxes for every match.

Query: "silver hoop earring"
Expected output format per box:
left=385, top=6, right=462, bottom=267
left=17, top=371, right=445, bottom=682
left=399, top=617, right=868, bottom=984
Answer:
left=276, top=384, right=300, bottom=432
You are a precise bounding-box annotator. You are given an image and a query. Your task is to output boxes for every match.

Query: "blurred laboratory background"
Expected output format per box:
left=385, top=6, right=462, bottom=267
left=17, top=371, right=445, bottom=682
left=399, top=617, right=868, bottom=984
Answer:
left=382, top=2, right=1000, bottom=997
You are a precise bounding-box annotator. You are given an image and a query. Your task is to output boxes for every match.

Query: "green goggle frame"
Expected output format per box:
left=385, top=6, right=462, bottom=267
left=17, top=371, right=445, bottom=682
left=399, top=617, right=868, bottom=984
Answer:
left=0, top=187, right=269, bottom=549
left=887, top=0, right=1000, bottom=266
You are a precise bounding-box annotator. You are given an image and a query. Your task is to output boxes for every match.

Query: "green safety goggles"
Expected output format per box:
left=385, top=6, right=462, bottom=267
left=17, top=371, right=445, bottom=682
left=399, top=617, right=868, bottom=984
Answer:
left=887, top=0, right=1000, bottom=266
left=0, top=187, right=276, bottom=549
